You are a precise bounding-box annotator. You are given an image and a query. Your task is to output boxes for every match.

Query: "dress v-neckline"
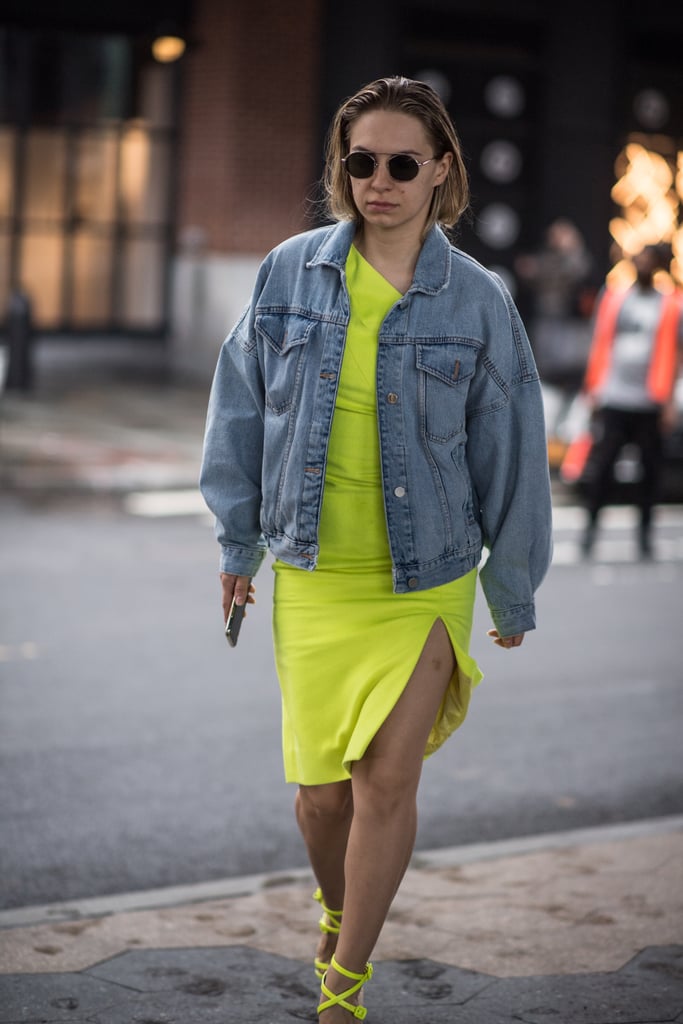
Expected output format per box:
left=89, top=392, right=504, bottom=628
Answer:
left=350, top=245, right=405, bottom=298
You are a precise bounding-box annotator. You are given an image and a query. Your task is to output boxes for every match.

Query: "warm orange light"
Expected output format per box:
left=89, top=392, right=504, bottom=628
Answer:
left=609, top=139, right=682, bottom=284
left=606, top=258, right=636, bottom=288
left=672, top=221, right=683, bottom=286
left=611, top=144, right=672, bottom=208
left=152, top=35, right=186, bottom=63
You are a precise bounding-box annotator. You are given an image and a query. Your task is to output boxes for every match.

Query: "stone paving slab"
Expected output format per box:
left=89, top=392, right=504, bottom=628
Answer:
left=1, top=945, right=682, bottom=1024
left=4, top=830, right=682, bottom=980
left=0, top=971, right=149, bottom=1023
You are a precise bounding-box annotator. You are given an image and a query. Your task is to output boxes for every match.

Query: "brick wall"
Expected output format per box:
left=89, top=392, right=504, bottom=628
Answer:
left=177, top=0, right=322, bottom=255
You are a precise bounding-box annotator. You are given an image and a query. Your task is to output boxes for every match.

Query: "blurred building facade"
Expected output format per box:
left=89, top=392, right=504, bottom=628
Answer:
left=1, top=0, right=682, bottom=378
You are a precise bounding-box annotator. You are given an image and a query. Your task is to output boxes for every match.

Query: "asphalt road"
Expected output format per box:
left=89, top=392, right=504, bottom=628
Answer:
left=1, top=493, right=682, bottom=910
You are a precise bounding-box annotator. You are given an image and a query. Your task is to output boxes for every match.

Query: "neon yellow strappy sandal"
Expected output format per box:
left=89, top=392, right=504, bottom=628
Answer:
left=318, top=955, right=373, bottom=1020
left=313, top=887, right=343, bottom=979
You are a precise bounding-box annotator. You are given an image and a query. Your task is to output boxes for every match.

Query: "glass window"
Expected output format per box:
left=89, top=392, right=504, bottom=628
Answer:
left=0, top=29, right=10, bottom=122
left=0, top=128, right=14, bottom=218
left=121, top=238, right=165, bottom=327
left=28, top=36, right=61, bottom=123
left=2, top=29, right=176, bottom=333
left=62, top=35, right=131, bottom=123
left=72, top=230, right=113, bottom=325
left=137, top=64, right=174, bottom=128
left=28, top=33, right=131, bottom=125
left=119, top=130, right=170, bottom=225
left=24, top=130, right=67, bottom=221
left=74, top=131, right=118, bottom=224
left=19, top=230, right=63, bottom=326
left=0, top=232, right=10, bottom=316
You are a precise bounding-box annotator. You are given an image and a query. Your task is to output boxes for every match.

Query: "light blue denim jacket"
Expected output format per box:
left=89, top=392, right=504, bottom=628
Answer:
left=200, top=221, right=553, bottom=636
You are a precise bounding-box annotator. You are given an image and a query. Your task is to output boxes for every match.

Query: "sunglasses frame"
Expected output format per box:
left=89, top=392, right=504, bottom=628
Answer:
left=342, top=151, right=436, bottom=182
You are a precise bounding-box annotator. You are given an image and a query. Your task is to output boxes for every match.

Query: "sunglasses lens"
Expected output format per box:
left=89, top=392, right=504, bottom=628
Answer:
left=344, top=152, right=375, bottom=178
left=388, top=155, right=420, bottom=181
left=343, top=153, right=422, bottom=181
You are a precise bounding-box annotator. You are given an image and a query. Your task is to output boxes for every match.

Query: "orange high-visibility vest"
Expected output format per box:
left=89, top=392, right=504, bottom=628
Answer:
left=584, top=287, right=682, bottom=404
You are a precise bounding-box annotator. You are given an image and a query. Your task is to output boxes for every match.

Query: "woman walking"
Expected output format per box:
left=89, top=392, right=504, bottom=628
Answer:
left=200, top=75, right=553, bottom=1021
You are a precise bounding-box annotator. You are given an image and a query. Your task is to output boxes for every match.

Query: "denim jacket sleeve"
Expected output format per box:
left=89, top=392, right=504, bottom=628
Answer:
left=466, top=276, right=553, bottom=636
left=199, top=298, right=269, bottom=578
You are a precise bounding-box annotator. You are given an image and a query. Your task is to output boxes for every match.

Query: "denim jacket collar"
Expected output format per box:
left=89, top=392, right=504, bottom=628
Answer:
left=306, top=220, right=452, bottom=296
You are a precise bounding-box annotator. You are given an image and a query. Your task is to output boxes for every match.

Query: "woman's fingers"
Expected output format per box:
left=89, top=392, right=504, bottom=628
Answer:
left=220, top=574, right=255, bottom=622
left=487, top=629, right=525, bottom=649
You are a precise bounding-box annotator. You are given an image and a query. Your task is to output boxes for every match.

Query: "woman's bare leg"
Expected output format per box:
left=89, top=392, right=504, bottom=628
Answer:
left=296, top=780, right=353, bottom=967
left=320, top=618, right=456, bottom=1020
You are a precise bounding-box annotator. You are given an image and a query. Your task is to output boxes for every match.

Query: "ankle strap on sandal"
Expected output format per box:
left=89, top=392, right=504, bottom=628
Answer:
left=318, top=955, right=373, bottom=1019
left=313, top=887, right=343, bottom=934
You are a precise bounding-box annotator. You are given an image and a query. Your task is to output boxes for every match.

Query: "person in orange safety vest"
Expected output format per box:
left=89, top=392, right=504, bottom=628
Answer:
left=579, top=244, right=682, bottom=558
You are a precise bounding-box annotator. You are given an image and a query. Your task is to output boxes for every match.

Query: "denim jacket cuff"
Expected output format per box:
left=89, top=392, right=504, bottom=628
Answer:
left=219, top=544, right=266, bottom=578
left=490, top=602, right=536, bottom=637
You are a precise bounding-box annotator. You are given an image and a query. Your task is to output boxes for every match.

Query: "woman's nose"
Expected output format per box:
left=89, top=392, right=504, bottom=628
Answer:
left=370, top=159, right=393, bottom=186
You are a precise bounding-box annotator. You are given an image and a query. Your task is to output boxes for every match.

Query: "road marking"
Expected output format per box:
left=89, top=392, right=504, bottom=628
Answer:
left=552, top=504, right=683, bottom=530
left=552, top=504, right=683, bottom=567
left=124, top=490, right=212, bottom=518
left=0, top=642, right=39, bottom=662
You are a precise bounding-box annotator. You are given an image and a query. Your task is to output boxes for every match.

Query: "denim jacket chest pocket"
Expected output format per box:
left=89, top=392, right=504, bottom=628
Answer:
left=416, top=341, right=479, bottom=442
left=256, top=312, right=317, bottom=414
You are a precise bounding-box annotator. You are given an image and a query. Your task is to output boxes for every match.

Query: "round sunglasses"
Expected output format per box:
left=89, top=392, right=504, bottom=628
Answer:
left=342, top=151, right=436, bottom=182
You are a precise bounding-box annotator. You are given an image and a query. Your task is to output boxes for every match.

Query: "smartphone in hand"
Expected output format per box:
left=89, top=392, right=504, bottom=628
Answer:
left=225, top=583, right=251, bottom=647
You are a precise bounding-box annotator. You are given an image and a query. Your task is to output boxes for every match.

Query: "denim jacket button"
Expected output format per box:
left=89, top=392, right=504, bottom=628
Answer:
left=407, top=577, right=419, bottom=588
left=393, top=485, right=406, bottom=498
left=387, top=392, right=399, bottom=404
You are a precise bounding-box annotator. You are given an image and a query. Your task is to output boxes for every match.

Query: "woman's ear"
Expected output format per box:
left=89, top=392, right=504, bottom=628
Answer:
left=434, top=150, right=453, bottom=186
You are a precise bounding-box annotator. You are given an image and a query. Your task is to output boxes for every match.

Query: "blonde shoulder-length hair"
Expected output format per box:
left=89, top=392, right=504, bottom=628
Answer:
left=323, top=75, right=469, bottom=234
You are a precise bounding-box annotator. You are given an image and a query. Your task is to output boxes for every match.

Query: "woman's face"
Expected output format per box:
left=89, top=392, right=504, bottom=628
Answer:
left=346, top=109, right=452, bottom=237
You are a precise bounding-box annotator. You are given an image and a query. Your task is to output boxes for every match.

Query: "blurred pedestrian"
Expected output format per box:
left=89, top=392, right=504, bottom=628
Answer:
left=200, top=75, right=552, bottom=1022
left=579, top=244, right=683, bottom=558
left=515, top=219, right=593, bottom=432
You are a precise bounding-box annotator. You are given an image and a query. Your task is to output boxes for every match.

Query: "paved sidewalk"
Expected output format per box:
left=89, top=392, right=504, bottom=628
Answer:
left=1, top=819, right=682, bottom=1022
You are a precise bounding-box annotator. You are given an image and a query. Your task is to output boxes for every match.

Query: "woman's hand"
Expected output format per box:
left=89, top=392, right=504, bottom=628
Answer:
left=487, top=629, right=525, bottom=650
left=220, top=573, right=255, bottom=623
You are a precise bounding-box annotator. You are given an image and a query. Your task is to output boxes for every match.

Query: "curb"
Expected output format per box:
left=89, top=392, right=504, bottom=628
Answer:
left=2, top=814, right=682, bottom=931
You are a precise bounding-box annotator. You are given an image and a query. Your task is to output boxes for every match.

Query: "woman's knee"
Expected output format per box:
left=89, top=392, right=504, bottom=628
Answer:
left=297, top=781, right=353, bottom=823
left=352, top=756, right=420, bottom=821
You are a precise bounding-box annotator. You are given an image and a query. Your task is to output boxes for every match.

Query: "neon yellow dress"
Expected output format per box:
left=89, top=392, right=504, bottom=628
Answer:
left=272, top=245, right=483, bottom=785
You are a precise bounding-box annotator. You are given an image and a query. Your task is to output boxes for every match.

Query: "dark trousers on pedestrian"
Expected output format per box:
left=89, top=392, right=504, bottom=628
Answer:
left=582, top=405, right=663, bottom=555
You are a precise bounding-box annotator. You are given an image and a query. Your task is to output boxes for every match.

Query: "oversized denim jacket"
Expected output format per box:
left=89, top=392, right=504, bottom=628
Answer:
left=200, top=221, right=553, bottom=637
